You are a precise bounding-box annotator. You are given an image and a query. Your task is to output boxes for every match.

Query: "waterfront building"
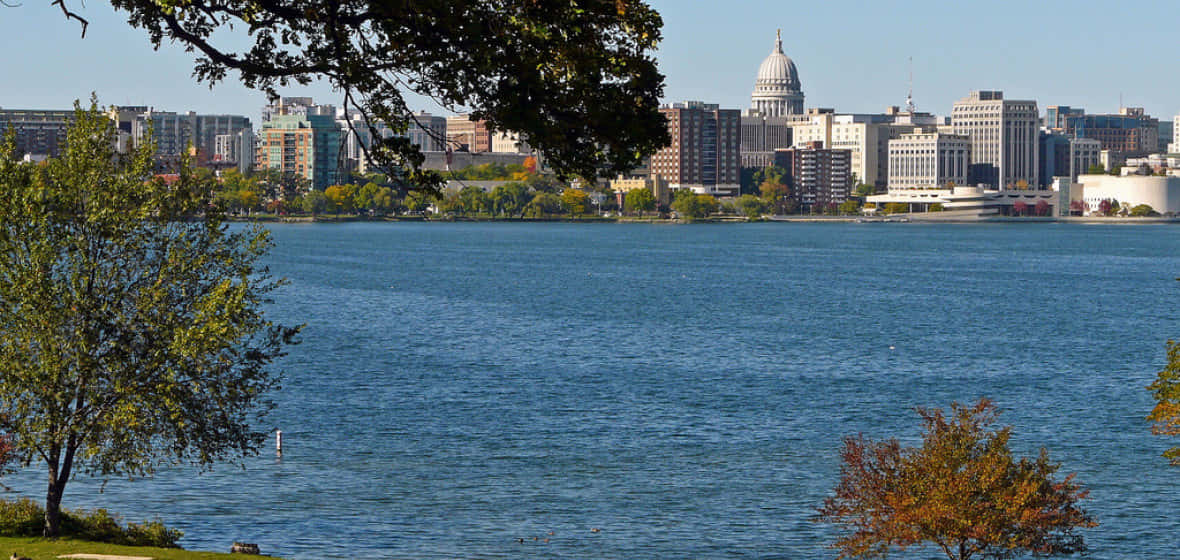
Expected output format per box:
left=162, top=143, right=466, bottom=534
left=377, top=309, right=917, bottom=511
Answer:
left=867, top=185, right=1058, bottom=217
left=773, top=141, right=852, bottom=210
left=1075, top=173, right=1180, bottom=215
left=649, top=101, right=741, bottom=197
left=887, top=132, right=970, bottom=190
left=256, top=112, right=342, bottom=190
left=951, top=91, right=1039, bottom=189
left=740, top=112, right=793, bottom=168
left=1039, top=132, right=1100, bottom=185
left=446, top=116, right=493, bottom=153
left=610, top=174, right=671, bottom=207
left=750, top=30, right=804, bottom=117
left=261, top=97, right=333, bottom=124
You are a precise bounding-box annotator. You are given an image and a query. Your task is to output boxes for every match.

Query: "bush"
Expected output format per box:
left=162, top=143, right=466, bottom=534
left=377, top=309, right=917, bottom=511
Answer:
left=0, top=498, right=182, bottom=548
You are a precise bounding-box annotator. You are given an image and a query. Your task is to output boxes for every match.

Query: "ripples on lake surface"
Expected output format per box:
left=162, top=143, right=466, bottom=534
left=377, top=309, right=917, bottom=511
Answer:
left=7, top=222, right=1180, bottom=559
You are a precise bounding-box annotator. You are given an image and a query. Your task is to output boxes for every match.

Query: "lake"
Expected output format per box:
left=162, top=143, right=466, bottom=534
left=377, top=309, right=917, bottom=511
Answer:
left=7, top=222, right=1180, bottom=559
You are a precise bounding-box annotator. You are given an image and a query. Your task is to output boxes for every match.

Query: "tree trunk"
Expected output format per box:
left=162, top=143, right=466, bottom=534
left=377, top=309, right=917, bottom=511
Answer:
left=44, top=477, right=65, bottom=537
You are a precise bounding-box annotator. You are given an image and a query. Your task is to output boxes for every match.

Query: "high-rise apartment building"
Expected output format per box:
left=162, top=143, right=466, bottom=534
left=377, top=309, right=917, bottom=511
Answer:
left=0, top=108, right=74, bottom=157
left=338, top=110, right=447, bottom=173
left=951, top=91, right=1039, bottom=189
left=773, top=141, right=852, bottom=210
left=887, top=132, right=970, bottom=190
left=649, top=101, right=741, bottom=196
left=257, top=113, right=342, bottom=190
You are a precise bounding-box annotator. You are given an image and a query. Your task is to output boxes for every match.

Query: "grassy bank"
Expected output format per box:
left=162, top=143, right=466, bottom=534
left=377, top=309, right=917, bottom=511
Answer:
left=0, top=537, right=275, bottom=559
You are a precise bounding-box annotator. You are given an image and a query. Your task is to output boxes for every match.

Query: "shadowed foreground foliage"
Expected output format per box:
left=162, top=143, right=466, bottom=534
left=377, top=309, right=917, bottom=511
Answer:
left=818, top=399, right=1095, bottom=560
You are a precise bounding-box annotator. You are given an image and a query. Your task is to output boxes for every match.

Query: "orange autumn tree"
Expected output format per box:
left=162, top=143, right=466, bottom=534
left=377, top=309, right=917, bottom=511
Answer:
left=818, top=399, right=1096, bottom=560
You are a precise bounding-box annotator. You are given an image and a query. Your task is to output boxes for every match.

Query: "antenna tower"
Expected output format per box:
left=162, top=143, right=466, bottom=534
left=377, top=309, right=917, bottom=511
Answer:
left=905, top=57, right=916, bottom=113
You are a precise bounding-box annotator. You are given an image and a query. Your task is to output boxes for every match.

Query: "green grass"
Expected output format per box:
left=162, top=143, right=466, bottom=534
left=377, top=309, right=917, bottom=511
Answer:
left=0, top=537, right=279, bottom=559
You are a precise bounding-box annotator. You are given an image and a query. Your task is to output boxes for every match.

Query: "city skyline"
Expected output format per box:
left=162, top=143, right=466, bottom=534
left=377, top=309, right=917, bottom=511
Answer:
left=1, top=1, right=1176, bottom=119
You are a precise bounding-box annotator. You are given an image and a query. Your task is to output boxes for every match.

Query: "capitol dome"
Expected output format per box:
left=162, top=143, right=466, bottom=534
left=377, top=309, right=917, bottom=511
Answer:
left=750, top=30, right=804, bottom=117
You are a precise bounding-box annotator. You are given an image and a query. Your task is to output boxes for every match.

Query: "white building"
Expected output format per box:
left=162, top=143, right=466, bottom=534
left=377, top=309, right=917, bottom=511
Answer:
left=789, top=110, right=945, bottom=188
left=1075, top=174, right=1180, bottom=215
left=887, top=132, right=970, bottom=190
left=750, top=30, right=804, bottom=117
left=337, top=110, right=447, bottom=172
left=1169, top=114, right=1180, bottom=153
left=213, top=129, right=255, bottom=174
left=951, top=91, right=1039, bottom=189
left=491, top=131, right=534, bottom=154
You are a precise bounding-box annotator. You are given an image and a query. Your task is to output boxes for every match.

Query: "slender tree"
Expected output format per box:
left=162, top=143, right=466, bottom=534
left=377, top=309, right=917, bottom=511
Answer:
left=819, top=399, right=1096, bottom=560
left=0, top=102, right=299, bottom=536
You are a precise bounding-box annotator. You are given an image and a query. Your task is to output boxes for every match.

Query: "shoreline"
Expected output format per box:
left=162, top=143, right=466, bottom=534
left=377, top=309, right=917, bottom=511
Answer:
left=226, top=214, right=1180, bottom=225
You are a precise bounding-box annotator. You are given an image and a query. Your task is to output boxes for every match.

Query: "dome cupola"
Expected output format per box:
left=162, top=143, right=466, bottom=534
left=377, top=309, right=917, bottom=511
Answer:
left=750, top=29, right=804, bottom=117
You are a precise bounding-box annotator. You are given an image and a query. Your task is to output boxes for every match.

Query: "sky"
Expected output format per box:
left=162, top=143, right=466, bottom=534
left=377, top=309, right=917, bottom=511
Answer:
left=1, top=1, right=1177, bottom=121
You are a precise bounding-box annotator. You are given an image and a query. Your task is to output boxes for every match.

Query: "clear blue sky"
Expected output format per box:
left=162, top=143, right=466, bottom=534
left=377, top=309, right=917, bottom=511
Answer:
left=1, top=1, right=1176, bottom=121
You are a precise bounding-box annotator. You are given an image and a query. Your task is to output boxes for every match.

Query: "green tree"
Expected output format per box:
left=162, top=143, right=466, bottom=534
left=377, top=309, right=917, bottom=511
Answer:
left=354, top=181, right=382, bottom=212
left=736, top=194, right=769, bottom=219
left=929, top=202, right=945, bottom=212
left=752, top=165, right=788, bottom=188
left=404, top=190, right=434, bottom=214
left=884, top=202, right=909, bottom=214
left=83, top=0, right=669, bottom=185
left=839, top=199, right=861, bottom=215
left=561, top=188, right=592, bottom=216
left=855, top=183, right=877, bottom=197
left=490, top=182, right=531, bottom=217
left=1086, top=164, right=1105, bottom=175
left=525, top=192, right=564, bottom=218
left=671, top=191, right=717, bottom=220
left=625, top=187, right=657, bottom=216
left=819, top=399, right=1096, bottom=560
left=458, top=185, right=492, bottom=215
left=301, top=191, right=329, bottom=215
left=1130, top=204, right=1157, bottom=217
left=324, top=184, right=358, bottom=215
left=0, top=102, right=299, bottom=537
left=760, top=179, right=792, bottom=215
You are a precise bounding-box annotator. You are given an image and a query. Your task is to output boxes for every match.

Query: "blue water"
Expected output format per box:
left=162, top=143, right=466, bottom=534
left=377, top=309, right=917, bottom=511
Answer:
left=7, top=222, right=1180, bottom=559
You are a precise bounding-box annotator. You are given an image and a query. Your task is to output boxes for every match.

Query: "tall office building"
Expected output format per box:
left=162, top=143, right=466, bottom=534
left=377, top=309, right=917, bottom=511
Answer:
left=1039, top=132, right=1100, bottom=185
left=446, top=116, right=492, bottom=153
left=788, top=108, right=945, bottom=188
left=773, top=141, right=852, bottom=209
left=951, top=91, right=1039, bottom=189
left=649, top=101, right=741, bottom=197
left=1044, top=105, right=1159, bottom=155
left=750, top=30, right=804, bottom=117
left=887, top=132, right=970, bottom=190
left=739, top=113, right=793, bottom=168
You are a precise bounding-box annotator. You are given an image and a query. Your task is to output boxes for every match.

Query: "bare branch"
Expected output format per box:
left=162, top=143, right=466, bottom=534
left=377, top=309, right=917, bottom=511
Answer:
left=51, top=0, right=88, bottom=37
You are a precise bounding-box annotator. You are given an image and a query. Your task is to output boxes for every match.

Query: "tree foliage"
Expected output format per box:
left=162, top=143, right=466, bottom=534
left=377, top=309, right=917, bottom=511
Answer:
left=624, top=187, right=657, bottom=216
left=818, top=399, right=1096, bottom=560
left=0, top=102, right=299, bottom=536
left=1147, top=340, right=1180, bottom=463
left=81, top=0, right=670, bottom=186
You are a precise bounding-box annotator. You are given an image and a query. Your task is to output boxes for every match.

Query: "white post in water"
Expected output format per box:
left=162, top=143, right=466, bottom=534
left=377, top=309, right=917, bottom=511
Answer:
left=276, top=430, right=283, bottom=456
